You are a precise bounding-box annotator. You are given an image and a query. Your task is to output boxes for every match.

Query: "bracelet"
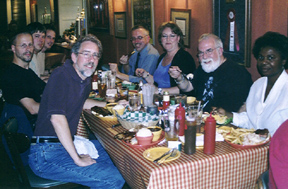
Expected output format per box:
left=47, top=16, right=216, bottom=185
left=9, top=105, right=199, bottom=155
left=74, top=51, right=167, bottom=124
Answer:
left=174, top=74, right=185, bottom=85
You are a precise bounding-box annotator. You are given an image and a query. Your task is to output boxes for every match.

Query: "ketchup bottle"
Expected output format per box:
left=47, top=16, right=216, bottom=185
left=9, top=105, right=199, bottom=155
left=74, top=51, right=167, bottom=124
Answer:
left=203, top=113, right=216, bottom=155
left=175, top=103, right=185, bottom=136
left=162, top=91, right=170, bottom=110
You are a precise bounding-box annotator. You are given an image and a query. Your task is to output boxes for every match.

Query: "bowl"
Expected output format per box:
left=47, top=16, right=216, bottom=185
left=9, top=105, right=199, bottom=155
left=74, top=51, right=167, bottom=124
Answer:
left=147, top=126, right=162, bottom=141
left=127, top=84, right=136, bottom=90
left=135, top=135, right=153, bottom=145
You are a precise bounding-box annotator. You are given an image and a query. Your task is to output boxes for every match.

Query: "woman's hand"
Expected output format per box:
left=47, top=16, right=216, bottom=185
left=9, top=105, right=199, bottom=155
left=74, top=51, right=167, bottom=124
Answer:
left=169, top=66, right=182, bottom=80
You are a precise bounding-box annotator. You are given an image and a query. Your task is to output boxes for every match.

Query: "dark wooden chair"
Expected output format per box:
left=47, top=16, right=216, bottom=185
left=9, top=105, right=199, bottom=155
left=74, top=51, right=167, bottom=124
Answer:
left=1, top=117, right=87, bottom=188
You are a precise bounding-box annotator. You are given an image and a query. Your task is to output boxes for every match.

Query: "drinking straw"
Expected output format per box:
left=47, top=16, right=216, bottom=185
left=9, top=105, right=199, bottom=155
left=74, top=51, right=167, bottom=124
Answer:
left=197, top=100, right=201, bottom=112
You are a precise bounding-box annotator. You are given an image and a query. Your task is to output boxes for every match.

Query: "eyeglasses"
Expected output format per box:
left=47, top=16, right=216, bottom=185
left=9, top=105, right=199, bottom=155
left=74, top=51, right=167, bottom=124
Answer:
left=161, top=34, right=177, bottom=39
left=197, top=47, right=220, bottom=58
left=78, top=52, right=100, bottom=60
left=130, top=35, right=147, bottom=42
left=16, top=43, right=34, bottom=49
left=258, top=54, right=277, bottom=62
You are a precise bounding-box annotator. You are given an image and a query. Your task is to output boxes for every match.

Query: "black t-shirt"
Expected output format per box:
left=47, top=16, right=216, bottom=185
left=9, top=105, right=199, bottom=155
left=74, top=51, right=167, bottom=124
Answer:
left=192, top=60, right=253, bottom=112
left=1, top=63, right=46, bottom=121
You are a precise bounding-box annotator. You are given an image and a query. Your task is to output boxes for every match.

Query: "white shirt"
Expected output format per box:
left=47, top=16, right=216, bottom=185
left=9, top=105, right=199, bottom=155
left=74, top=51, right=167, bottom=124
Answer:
left=29, top=52, right=45, bottom=77
left=232, top=70, right=288, bottom=136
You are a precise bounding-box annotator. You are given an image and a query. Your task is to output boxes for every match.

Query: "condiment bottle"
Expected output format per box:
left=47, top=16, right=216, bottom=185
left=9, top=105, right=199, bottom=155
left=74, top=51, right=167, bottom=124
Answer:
left=203, top=113, right=216, bottom=155
left=175, top=103, right=185, bottom=136
left=162, top=91, right=170, bottom=110
left=92, top=70, right=98, bottom=92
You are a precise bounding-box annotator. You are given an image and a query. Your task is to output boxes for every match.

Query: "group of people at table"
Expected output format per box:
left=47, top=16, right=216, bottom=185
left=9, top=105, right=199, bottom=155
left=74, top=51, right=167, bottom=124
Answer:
left=0, top=20, right=288, bottom=188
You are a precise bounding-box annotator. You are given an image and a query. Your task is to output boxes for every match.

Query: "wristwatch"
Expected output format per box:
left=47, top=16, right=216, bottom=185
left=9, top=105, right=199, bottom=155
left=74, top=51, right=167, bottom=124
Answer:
left=174, top=74, right=185, bottom=85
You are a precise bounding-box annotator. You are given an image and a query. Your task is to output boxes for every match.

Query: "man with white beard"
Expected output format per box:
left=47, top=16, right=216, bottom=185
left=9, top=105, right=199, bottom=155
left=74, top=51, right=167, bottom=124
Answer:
left=169, top=33, right=252, bottom=112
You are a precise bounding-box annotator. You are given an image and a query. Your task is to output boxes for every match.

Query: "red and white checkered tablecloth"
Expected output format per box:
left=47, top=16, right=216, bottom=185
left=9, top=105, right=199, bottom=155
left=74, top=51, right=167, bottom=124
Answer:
left=83, top=110, right=269, bottom=189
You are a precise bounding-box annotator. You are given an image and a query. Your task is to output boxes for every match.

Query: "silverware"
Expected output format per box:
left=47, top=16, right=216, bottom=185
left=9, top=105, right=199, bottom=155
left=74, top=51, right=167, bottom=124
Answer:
left=153, top=149, right=173, bottom=163
left=158, top=148, right=178, bottom=165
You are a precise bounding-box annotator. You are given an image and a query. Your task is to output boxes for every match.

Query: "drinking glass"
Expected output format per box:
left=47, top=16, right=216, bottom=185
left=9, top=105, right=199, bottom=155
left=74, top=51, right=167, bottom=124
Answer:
left=164, top=109, right=179, bottom=141
left=129, top=93, right=140, bottom=111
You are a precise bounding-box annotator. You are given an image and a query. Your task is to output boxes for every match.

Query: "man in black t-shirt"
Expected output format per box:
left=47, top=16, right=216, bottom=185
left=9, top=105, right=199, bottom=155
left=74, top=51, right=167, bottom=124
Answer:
left=0, top=30, right=46, bottom=133
left=169, top=33, right=252, bottom=112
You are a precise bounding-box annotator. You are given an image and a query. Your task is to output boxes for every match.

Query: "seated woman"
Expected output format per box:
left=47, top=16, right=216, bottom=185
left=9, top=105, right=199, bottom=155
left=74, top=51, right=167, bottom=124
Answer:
left=136, top=21, right=196, bottom=95
left=219, top=31, right=288, bottom=136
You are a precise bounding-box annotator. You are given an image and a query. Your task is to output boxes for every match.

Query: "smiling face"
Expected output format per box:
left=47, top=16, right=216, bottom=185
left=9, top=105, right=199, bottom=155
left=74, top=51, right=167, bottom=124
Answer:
left=42, top=29, right=56, bottom=52
left=72, top=41, right=99, bottom=80
left=198, top=37, right=223, bottom=73
left=32, top=31, right=45, bottom=53
left=131, top=28, right=150, bottom=52
left=161, top=27, right=180, bottom=53
left=12, top=34, right=34, bottom=64
left=257, top=46, right=285, bottom=78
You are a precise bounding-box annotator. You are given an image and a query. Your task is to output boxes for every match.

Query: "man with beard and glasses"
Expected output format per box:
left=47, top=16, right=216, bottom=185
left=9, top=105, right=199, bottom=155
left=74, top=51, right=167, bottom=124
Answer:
left=30, top=34, right=125, bottom=188
left=169, top=33, right=252, bottom=112
left=109, top=25, right=159, bottom=83
left=26, top=22, right=47, bottom=80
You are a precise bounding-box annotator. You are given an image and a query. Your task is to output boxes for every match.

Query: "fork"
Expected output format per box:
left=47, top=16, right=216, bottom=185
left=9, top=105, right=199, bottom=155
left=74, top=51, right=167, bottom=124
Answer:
left=157, top=149, right=178, bottom=165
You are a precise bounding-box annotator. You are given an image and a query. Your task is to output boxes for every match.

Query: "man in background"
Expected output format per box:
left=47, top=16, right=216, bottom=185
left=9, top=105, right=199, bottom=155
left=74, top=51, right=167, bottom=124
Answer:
left=41, top=24, right=56, bottom=52
left=109, top=25, right=159, bottom=83
left=26, top=22, right=47, bottom=79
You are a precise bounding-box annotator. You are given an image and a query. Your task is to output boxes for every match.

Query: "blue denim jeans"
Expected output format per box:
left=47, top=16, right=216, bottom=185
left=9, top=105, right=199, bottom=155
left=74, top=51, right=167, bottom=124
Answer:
left=29, top=140, right=125, bottom=188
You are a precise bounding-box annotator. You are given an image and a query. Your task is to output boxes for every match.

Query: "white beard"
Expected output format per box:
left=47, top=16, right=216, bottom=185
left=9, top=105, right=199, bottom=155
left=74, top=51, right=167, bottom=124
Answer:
left=201, top=56, right=221, bottom=73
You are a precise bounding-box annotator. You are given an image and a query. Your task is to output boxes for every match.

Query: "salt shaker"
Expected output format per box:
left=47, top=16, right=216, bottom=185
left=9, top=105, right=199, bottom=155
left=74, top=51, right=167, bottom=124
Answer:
left=203, top=113, right=216, bottom=155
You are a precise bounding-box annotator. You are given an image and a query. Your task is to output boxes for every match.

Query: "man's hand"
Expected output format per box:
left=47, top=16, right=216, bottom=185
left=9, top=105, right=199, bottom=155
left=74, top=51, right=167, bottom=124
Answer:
left=169, top=66, right=182, bottom=80
left=74, top=154, right=96, bottom=167
left=135, top=68, right=145, bottom=77
left=109, top=63, right=119, bottom=74
left=119, top=55, right=129, bottom=65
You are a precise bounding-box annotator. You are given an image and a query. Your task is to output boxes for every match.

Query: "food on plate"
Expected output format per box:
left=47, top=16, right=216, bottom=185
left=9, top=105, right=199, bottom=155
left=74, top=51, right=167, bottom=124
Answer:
left=114, top=131, right=136, bottom=143
left=203, top=113, right=229, bottom=124
left=221, top=127, right=269, bottom=145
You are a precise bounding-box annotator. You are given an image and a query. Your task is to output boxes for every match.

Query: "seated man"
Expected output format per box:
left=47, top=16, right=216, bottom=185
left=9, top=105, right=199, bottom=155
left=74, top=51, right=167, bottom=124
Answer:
left=41, top=24, right=56, bottom=53
left=169, top=33, right=253, bottom=112
left=109, top=25, right=159, bottom=83
left=30, top=34, right=125, bottom=188
left=1, top=30, right=46, bottom=135
left=26, top=22, right=47, bottom=80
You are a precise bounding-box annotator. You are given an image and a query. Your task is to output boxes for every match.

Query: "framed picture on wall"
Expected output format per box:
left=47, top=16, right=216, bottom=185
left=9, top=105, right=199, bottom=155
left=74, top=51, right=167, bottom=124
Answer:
left=213, top=0, right=251, bottom=67
left=132, top=0, right=155, bottom=44
left=170, top=9, right=191, bottom=48
left=114, top=12, right=127, bottom=39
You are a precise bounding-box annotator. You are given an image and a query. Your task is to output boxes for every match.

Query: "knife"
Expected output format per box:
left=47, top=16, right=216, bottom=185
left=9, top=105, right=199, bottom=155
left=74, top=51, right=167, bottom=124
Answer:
left=153, top=149, right=173, bottom=163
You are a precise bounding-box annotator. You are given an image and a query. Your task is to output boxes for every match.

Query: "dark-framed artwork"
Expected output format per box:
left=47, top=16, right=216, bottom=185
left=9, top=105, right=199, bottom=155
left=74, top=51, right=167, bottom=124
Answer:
left=132, top=0, right=155, bottom=44
left=114, top=12, right=127, bottom=39
left=170, top=9, right=191, bottom=48
left=213, top=0, right=252, bottom=67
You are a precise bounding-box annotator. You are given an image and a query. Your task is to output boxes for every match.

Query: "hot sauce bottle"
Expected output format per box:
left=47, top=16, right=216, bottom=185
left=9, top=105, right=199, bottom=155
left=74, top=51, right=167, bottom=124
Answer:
left=204, top=113, right=216, bottom=155
left=175, top=103, right=185, bottom=136
left=162, top=91, right=170, bottom=110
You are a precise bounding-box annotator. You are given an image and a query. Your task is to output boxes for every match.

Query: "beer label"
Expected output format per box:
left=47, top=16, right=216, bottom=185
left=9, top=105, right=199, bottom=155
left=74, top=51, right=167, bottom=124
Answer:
left=92, top=82, right=98, bottom=90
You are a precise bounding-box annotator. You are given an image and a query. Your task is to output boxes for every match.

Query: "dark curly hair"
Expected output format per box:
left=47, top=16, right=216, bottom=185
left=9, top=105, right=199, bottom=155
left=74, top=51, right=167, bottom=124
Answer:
left=252, top=32, right=288, bottom=66
left=158, top=21, right=184, bottom=49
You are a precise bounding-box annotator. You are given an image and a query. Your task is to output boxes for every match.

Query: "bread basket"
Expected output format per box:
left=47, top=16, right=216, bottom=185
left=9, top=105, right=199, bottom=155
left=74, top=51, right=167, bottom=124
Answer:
left=115, top=109, right=159, bottom=130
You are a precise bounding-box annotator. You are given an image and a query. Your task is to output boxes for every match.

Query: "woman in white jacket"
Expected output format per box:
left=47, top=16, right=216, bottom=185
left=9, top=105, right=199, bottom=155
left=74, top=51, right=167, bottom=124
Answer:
left=219, top=31, right=288, bottom=136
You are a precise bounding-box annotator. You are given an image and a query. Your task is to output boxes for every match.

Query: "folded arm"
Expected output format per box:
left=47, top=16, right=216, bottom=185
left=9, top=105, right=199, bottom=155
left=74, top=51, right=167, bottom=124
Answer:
left=20, top=97, right=40, bottom=115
